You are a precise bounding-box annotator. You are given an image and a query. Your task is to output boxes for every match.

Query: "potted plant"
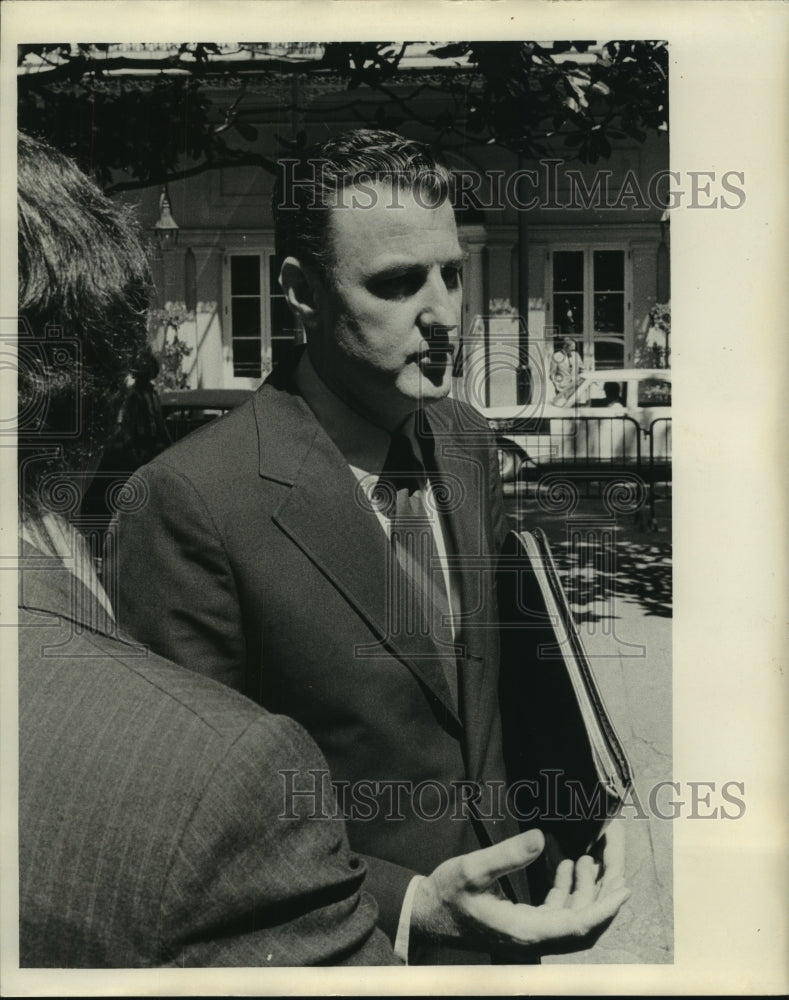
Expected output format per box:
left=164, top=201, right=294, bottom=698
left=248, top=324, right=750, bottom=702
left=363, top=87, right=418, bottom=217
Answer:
left=647, top=301, right=671, bottom=368
left=151, top=302, right=194, bottom=391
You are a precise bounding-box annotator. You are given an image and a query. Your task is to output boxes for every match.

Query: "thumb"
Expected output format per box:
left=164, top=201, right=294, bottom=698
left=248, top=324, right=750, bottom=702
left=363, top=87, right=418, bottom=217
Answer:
left=460, top=829, right=546, bottom=893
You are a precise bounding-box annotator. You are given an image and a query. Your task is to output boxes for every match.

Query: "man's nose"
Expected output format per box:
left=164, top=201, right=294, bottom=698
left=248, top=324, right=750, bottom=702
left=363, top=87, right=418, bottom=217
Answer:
left=418, top=269, right=459, bottom=336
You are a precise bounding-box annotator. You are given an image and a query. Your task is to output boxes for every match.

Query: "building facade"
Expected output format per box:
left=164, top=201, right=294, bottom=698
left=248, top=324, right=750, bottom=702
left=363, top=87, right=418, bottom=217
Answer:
left=117, top=65, right=670, bottom=406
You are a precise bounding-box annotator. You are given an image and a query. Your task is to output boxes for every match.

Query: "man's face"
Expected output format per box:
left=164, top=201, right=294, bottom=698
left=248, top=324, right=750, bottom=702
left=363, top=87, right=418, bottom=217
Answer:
left=309, top=180, right=464, bottom=430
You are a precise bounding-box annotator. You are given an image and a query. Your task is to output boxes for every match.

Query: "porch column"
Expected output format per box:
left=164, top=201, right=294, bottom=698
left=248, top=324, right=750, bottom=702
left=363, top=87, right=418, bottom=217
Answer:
left=486, top=234, right=519, bottom=407
left=457, top=225, right=487, bottom=408
left=183, top=244, right=223, bottom=388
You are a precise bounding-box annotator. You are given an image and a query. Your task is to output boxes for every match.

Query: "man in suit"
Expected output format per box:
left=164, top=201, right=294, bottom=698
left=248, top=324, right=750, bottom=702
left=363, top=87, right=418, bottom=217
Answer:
left=113, top=129, right=628, bottom=963
left=16, top=131, right=396, bottom=967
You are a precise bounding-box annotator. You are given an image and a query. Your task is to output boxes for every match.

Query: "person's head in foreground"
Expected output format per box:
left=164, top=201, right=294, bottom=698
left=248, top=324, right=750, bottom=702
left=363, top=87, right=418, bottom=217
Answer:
left=17, top=131, right=151, bottom=535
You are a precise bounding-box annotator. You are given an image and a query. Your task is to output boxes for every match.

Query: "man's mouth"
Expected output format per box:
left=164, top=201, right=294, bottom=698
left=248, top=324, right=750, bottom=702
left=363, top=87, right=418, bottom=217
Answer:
left=417, top=345, right=455, bottom=366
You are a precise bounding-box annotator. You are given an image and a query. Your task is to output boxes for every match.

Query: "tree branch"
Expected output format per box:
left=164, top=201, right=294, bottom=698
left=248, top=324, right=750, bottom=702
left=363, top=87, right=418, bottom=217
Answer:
left=103, top=150, right=279, bottom=194
left=17, top=49, right=348, bottom=90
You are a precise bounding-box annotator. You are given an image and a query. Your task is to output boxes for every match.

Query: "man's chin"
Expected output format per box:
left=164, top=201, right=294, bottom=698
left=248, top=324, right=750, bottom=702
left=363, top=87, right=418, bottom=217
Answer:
left=376, top=366, right=452, bottom=423
left=413, top=355, right=453, bottom=390
left=413, top=372, right=452, bottom=406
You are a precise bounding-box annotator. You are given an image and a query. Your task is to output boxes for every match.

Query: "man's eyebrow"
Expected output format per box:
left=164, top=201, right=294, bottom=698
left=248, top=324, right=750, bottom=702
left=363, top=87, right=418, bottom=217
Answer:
left=363, top=252, right=469, bottom=279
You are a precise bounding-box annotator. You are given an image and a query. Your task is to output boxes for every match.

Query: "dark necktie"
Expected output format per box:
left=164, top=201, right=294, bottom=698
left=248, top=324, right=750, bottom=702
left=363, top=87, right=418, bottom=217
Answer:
left=378, top=431, right=458, bottom=707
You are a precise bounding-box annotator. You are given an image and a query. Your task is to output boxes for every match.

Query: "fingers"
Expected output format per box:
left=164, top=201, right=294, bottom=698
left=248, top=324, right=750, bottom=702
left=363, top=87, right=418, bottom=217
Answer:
left=469, top=881, right=630, bottom=948
left=569, top=854, right=601, bottom=910
left=458, top=829, right=546, bottom=892
left=535, top=883, right=630, bottom=945
left=544, top=855, right=604, bottom=912
left=542, top=859, right=573, bottom=909
left=526, top=882, right=630, bottom=946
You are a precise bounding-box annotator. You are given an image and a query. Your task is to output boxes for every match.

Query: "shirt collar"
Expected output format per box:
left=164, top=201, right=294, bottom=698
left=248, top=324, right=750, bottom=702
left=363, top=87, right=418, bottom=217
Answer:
left=20, top=514, right=115, bottom=620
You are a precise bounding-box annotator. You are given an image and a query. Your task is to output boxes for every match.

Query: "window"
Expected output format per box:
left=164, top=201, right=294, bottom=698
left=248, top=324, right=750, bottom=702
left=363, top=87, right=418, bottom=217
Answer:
left=637, top=377, right=671, bottom=407
left=553, top=251, right=585, bottom=338
left=225, top=251, right=301, bottom=385
left=549, top=248, right=629, bottom=370
left=229, top=256, right=263, bottom=379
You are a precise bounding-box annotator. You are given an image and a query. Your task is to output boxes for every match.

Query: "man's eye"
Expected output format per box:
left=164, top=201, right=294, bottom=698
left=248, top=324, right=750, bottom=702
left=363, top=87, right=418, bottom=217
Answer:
left=442, top=266, right=462, bottom=290
left=368, top=272, right=425, bottom=299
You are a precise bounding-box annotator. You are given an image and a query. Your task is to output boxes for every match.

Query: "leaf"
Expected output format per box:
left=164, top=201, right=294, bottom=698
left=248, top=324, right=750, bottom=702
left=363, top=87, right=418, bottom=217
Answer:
left=428, top=43, right=471, bottom=60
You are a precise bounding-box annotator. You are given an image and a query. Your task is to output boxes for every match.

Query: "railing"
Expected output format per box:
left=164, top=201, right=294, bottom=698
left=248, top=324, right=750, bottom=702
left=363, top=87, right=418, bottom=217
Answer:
left=648, top=417, right=673, bottom=522
left=544, top=415, right=643, bottom=468
left=494, top=415, right=672, bottom=521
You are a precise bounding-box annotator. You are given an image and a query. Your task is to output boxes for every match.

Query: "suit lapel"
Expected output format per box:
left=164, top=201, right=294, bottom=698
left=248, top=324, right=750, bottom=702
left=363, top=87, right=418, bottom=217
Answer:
left=255, top=384, right=461, bottom=724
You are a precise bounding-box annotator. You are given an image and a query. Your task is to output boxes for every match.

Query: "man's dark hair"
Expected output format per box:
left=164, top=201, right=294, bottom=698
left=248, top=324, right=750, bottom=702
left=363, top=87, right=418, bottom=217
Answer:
left=272, top=128, right=453, bottom=273
left=17, top=132, right=152, bottom=518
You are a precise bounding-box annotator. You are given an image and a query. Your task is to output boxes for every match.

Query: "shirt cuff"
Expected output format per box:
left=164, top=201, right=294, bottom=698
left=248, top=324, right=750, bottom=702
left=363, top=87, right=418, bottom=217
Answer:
left=393, top=874, right=427, bottom=964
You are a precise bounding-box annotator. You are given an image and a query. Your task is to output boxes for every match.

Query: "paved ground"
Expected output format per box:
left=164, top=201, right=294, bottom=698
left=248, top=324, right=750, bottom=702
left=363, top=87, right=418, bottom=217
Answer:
left=504, top=484, right=673, bottom=964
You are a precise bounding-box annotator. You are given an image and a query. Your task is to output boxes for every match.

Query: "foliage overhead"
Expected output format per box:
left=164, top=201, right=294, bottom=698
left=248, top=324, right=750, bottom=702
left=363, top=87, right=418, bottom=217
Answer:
left=18, top=41, right=668, bottom=192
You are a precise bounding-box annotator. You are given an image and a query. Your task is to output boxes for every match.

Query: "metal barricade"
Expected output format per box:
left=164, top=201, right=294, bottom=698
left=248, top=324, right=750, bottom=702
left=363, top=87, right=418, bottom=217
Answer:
left=648, top=417, right=672, bottom=523
left=490, top=413, right=672, bottom=524
left=548, top=414, right=642, bottom=465
left=534, top=414, right=644, bottom=501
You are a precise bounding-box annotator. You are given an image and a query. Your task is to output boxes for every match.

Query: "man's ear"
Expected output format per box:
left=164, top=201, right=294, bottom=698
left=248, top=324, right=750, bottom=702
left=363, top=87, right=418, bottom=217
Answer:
left=279, top=257, right=325, bottom=329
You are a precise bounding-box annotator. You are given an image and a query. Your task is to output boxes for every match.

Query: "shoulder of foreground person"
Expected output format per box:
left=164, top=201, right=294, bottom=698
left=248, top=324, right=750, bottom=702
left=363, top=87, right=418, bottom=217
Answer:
left=19, top=625, right=397, bottom=967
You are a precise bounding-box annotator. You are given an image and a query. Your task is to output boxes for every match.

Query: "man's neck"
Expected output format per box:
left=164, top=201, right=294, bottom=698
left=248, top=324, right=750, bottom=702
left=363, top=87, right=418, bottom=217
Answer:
left=295, top=352, right=394, bottom=473
left=305, top=348, right=417, bottom=433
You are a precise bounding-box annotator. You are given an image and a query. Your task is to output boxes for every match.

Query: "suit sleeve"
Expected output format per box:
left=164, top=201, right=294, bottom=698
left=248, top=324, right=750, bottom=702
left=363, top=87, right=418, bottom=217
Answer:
left=160, top=713, right=399, bottom=966
left=350, top=854, right=419, bottom=946
left=110, top=459, right=247, bottom=691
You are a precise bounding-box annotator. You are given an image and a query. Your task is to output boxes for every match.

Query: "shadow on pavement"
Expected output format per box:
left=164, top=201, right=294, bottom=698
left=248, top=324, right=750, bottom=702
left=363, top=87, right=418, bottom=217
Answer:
left=505, top=493, right=673, bottom=621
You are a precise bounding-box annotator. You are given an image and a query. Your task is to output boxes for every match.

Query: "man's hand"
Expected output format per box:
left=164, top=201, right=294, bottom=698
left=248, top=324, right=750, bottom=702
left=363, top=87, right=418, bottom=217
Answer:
left=410, top=827, right=629, bottom=958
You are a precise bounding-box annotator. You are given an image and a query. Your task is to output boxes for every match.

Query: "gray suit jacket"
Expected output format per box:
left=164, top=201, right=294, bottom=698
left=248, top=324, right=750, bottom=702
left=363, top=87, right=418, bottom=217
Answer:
left=18, top=545, right=396, bottom=967
left=112, top=370, right=534, bottom=963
